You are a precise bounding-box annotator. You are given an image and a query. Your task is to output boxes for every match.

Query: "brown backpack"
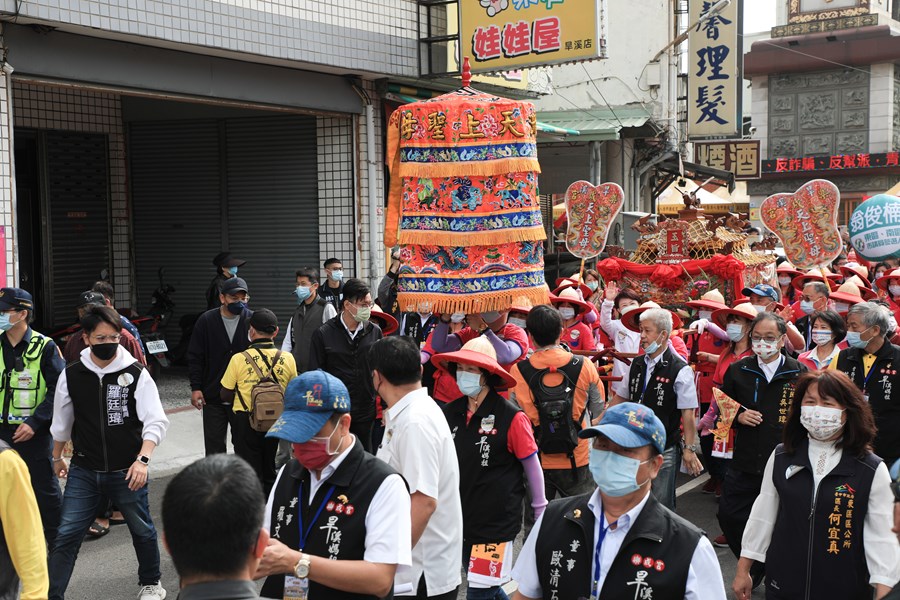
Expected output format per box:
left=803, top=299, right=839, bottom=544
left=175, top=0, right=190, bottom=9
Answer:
left=237, top=350, right=285, bottom=432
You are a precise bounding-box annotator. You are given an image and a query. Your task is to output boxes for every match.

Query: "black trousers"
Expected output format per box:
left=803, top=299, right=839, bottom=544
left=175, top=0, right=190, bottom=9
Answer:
left=0, top=426, right=61, bottom=548
left=350, top=419, right=374, bottom=454
left=201, top=400, right=234, bottom=456
left=718, top=468, right=765, bottom=581
left=231, top=411, right=278, bottom=494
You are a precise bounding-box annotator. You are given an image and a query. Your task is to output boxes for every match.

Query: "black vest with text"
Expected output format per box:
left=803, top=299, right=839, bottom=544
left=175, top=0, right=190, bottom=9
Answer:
left=835, top=341, right=900, bottom=463
left=534, top=492, right=701, bottom=600
left=261, top=439, right=400, bottom=600
left=765, top=441, right=880, bottom=600
left=628, top=348, right=687, bottom=449
left=65, top=361, right=144, bottom=472
left=290, top=296, right=328, bottom=373
left=443, top=390, right=524, bottom=544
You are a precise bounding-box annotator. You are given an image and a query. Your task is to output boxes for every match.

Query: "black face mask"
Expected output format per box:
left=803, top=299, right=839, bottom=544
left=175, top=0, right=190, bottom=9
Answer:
left=226, top=301, right=246, bottom=316
left=91, top=343, right=118, bottom=361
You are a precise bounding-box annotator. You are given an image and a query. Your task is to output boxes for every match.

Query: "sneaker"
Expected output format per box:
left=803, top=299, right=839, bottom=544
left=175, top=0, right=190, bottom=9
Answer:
left=701, top=478, right=717, bottom=494
left=138, top=583, right=166, bottom=600
left=712, top=534, right=728, bottom=548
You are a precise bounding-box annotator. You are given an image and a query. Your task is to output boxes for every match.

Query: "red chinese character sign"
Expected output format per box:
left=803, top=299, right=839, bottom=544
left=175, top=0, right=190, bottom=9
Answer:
left=760, top=180, right=843, bottom=270
left=849, top=194, right=900, bottom=262
left=655, top=221, right=691, bottom=265
left=384, top=61, right=548, bottom=314
left=564, top=181, right=623, bottom=259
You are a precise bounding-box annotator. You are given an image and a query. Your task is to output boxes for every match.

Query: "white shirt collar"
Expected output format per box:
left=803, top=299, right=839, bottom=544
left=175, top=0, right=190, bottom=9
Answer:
left=384, top=387, right=428, bottom=428
left=309, top=434, right=356, bottom=494
left=587, top=487, right=652, bottom=533
left=340, top=313, right=363, bottom=339
left=757, top=355, right=783, bottom=381
left=645, top=348, right=667, bottom=370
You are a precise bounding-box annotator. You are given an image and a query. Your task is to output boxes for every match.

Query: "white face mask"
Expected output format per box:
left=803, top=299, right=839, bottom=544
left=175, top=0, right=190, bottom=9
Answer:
left=698, top=310, right=713, bottom=321
left=450, top=312, right=466, bottom=324
left=778, top=276, right=793, bottom=287
left=800, top=405, right=844, bottom=441
left=752, top=304, right=767, bottom=314
left=890, top=284, right=900, bottom=298
left=810, top=329, right=833, bottom=346
left=833, top=302, right=850, bottom=313
left=559, top=307, right=576, bottom=321
left=752, top=337, right=781, bottom=360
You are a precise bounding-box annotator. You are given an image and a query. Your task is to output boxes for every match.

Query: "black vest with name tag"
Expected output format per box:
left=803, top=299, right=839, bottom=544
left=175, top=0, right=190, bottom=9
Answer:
left=65, top=361, right=143, bottom=472
left=835, top=342, right=900, bottom=463
left=261, top=439, right=400, bottom=600
left=290, top=296, right=328, bottom=373
left=765, top=441, right=880, bottom=600
left=628, top=348, right=687, bottom=448
left=534, top=492, right=701, bottom=600
left=443, top=390, right=524, bottom=544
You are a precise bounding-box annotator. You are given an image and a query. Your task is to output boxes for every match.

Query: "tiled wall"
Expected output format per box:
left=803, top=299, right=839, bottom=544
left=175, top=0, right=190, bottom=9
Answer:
left=3, top=0, right=419, bottom=77
left=317, top=115, right=358, bottom=277
left=12, top=81, right=133, bottom=306
left=0, top=69, right=13, bottom=286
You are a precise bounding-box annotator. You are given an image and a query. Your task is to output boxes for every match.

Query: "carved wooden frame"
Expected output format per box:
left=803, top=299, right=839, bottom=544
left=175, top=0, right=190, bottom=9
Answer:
left=788, top=0, right=869, bottom=23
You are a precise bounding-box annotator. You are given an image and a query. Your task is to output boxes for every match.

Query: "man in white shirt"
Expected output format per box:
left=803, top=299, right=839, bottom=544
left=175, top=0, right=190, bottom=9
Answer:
left=598, top=284, right=642, bottom=403
left=371, top=336, right=463, bottom=599
left=511, top=401, right=725, bottom=600
left=257, top=369, right=411, bottom=600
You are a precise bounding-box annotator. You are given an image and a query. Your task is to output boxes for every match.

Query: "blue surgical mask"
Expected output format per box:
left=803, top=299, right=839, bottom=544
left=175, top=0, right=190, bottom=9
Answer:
left=0, top=313, right=13, bottom=332
left=228, top=266, right=239, bottom=276
left=456, top=371, right=484, bottom=398
left=481, top=311, right=501, bottom=324
left=295, top=285, right=312, bottom=303
left=586, top=281, right=599, bottom=292
left=330, top=270, right=344, bottom=282
left=846, top=326, right=873, bottom=350
left=800, top=300, right=815, bottom=315
left=588, top=448, right=651, bottom=497
left=643, top=332, right=664, bottom=355
left=726, top=323, right=746, bottom=342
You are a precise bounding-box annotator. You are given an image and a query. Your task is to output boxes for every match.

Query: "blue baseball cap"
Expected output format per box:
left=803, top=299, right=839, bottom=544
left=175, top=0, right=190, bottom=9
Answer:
left=0, top=288, right=33, bottom=311
left=742, top=284, right=780, bottom=303
left=266, top=370, right=351, bottom=443
left=578, top=402, right=666, bottom=454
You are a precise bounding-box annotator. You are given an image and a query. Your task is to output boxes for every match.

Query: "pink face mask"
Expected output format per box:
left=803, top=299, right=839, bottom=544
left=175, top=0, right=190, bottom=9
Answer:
left=292, top=426, right=341, bottom=471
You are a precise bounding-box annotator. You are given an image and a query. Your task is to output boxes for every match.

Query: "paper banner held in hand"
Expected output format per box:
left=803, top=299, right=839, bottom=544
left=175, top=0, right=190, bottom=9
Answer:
left=760, top=179, right=843, bottom=270
left=711, top=388, right=742, bottom=439
left=849, top=194, right=900, bottom=262
left=564, top=181, right=624, bottom=259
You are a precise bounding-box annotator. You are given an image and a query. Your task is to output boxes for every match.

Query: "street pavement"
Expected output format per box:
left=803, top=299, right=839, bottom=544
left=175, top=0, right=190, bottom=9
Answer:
left=62, top=370, right=759, bottom=599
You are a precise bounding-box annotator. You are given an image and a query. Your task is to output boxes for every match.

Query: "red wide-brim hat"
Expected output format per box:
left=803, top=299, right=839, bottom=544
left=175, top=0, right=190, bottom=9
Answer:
left=430, top=348, right=516, bottom=391
left=621, top=303, right=683, bottom=333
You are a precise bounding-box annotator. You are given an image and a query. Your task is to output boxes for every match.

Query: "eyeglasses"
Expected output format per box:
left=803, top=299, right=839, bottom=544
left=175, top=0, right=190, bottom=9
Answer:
left=749, top=335, right=782, bottom=344
left=354, top=301, right=375, bottom=309
left=92, top=334, right=121, bottom=343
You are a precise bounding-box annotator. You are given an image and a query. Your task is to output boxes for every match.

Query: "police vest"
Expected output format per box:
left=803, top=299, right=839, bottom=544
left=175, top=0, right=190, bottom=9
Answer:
left=443, top=390, right=524, bottom=544
left=534, top=492, right=701, bottom=600
left=261, top=439, right=400, bottom=600
left=628, top=348, right=687, bottom=449
left=65, top=361, right=144, bottom=472
left=290, top=296, right=328, bottom=373
left=765, top=441, right=880, bottom=599
left=835, top=342, right=900, bottom=463
left=0, top=332, right=50, bottom=425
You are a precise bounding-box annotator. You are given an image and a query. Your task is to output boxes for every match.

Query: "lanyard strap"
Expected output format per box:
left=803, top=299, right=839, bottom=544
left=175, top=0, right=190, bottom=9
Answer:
left=297, top=483, right=336, bottom=550
left=590, top=515, right=617, bottom=600
left=863, top=356, right=877, bottom=390
left=640, top=360, right=655, bottom=402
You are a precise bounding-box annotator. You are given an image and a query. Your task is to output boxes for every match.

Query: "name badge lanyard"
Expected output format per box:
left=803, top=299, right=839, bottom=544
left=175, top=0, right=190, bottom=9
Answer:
left=640, top=362, right=655, bottom=404
left=590, top=513, right=618, bottom=600
left=297, top=483, right=336, bottom=551
left=863, top=360, right=878, bottom=400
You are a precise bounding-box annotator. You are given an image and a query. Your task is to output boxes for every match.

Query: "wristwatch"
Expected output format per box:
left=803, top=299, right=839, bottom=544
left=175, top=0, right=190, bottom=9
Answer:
left=136, top=454, right=151, bottom=465
left=680, top=440, right=702, bottom=454
left=294, top=553, right=311, bottom=579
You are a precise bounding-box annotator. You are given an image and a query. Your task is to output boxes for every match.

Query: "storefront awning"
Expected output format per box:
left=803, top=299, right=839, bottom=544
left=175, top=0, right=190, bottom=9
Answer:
left=535, top=106, right=654, bottom=141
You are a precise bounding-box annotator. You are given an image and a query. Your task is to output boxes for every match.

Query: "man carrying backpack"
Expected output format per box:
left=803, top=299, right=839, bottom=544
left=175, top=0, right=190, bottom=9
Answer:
left=510, top=306, right=604, bottom=504
left=221, top=309, right=297, bottom=492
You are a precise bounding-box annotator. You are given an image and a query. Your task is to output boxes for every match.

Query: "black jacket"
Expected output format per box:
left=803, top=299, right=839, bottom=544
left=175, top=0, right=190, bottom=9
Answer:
left=721, top=355, right=806, bottom=475
left=188, top=307, right=251, bottom=401
left=205, top=273, right=229, bottom=311
left=309, top=316, right=382, bottom=424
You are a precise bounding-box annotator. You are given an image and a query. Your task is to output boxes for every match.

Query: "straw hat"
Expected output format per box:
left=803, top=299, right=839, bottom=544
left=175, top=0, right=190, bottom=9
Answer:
left=840, top=263, right=871, bottom=288
left=829, top=281, right=865, bottom=313
left=844, top=275, right=878, bottom=301
left=430, top=337, right=516, bottom=390
left=552, top=278, right=592, bottom=302
left=712, top=302, right=760, bottom=329
left=685, top=289, right=728, bottom=312
left=549, top=287, right=593, bottom=315
left=371, top=305, right=398, bottom=336
left=621, top=301, right=683, bottom=333
left=776, top=262, right=803, bottom=280
left=792, top=268, right=839, bottom=292
left=875, top=268, right=900, bottom=293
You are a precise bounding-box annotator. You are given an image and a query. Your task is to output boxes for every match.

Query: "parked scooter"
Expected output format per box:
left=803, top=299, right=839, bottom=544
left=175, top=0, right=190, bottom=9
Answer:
left=131, top=268, right=175, bottom=376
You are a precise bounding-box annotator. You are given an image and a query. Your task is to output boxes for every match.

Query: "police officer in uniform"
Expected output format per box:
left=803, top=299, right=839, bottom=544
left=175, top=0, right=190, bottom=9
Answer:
left=0, top=287, right=65, bottom=547
left=256, top=370, right=411, bottom=600
left=511, top=402, right=725, bottom=600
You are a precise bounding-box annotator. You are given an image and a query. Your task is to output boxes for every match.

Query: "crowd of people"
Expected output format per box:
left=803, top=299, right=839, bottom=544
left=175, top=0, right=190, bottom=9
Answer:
left=4, top=251, right=900, bottom=600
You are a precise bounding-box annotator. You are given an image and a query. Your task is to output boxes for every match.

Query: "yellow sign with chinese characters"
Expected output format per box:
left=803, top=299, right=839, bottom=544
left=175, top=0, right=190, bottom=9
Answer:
left=694, top=140, right=761, bottom=179
left=460, top=0, right=606, bottom=73
left=687, top=0, right=742, bottom=139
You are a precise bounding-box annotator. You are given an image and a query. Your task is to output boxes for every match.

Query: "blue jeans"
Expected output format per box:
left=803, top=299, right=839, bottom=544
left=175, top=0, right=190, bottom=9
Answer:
left=651, top=445, right=680, bottom=510
left=48, top=464, right=161, bottom=599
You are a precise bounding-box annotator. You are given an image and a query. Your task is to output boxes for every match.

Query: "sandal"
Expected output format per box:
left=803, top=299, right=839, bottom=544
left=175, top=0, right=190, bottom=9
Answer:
left=109, top=517, right=126, bottom=526
left=86, top=521, right=110, bottom=538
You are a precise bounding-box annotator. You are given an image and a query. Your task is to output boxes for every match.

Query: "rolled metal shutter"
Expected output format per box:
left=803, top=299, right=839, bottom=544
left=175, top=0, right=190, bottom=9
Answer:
left=45, top=131, right=110, bottom=328
left=225, top=116, right=319, bottom=339
left=129, top=120, right=222, bottom=346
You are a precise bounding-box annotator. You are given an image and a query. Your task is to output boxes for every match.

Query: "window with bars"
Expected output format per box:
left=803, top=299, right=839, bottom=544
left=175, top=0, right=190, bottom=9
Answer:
left=419, top=0, right=460, bottom=77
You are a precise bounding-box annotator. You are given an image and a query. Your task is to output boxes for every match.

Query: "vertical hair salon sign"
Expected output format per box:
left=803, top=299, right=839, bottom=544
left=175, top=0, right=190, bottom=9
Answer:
left=687, top=0, right=743, bottom=139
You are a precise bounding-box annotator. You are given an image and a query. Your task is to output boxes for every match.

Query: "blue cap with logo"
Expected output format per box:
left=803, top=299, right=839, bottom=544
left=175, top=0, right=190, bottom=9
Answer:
left=741, top=284, right=780, bottom=303
left=578, top=402, right=666, bottom=454
left=266, top=370, right=351, bottom=444
left=0, top=288, right=33, bottom=312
